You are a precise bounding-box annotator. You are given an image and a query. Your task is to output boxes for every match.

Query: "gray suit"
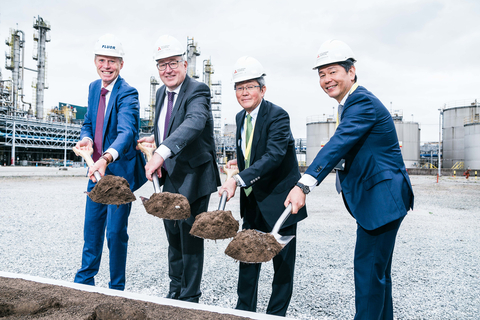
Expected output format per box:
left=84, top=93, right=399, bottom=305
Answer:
left=154, top=75, right=220, bottom=302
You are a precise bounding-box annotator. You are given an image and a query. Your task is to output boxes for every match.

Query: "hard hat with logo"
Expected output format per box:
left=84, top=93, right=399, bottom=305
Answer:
left=232, top=56, right=266, bottom=83
left=94, top=34, right=124, bottom=58
left=154, top=35, right=185, bottom=61
left=313, top=39, right=356, bottom=70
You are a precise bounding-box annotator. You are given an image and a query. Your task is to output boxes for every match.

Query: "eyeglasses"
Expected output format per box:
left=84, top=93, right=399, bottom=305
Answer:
left=157, top=60, right=183, bottom=71
left=235, top=85, right=260, bottom=92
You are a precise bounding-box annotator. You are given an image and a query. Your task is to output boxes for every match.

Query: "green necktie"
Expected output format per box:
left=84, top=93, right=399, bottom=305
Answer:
left=244, top=114, right=253, bottom=196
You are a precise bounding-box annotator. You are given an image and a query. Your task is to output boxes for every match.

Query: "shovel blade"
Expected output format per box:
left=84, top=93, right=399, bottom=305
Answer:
left=275, top=234, right=295, bottom=246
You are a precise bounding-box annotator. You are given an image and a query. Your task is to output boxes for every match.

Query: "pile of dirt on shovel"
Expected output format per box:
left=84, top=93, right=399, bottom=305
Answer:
left=190, top=210, right=239, bottom=240
left=225, top=229, right=283, bottom=263
left=0, top=276, right=251, bottom=320
left=88, top=175, right=136, bottom=205
left=142, top=192, right=190, bottom=220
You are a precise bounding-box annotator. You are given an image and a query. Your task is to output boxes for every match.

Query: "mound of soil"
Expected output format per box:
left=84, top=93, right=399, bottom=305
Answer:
left=142, top=192, right=190, bottom=220
left=190, top=210, right=239, bottom=240
left=0, top=277, right=250, bottom=320
left=225, top=229, right=283, bottom=263
left=88, top=175, right=136, bottom=205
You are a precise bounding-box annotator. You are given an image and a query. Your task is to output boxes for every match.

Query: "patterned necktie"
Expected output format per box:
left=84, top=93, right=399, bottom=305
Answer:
left=163, top=91, right=175, bottom=140
left=244, top=114, right=253, bottom=196
left=93, top=88, right=109, bottom=161
left=335, top=104, right=343, bottom=193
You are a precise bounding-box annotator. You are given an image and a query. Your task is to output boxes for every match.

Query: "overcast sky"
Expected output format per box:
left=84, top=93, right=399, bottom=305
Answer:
left=1, top=0, right=479, bottom=142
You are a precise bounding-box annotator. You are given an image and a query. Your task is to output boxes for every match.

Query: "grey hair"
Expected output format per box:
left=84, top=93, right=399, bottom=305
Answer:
left=233, top=76, right=266, bottom=90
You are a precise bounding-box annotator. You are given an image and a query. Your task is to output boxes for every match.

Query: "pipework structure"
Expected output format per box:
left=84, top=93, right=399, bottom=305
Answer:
left=32, top=15, right=51, bottom=120
left=186, top=37, right=200, bottom=79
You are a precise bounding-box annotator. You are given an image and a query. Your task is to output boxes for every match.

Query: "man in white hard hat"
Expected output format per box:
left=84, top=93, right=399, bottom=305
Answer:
left=219, top=56, right=307, bottom=316
left=285, top=39, right=414, bottom=319
left=74, top=34, right=147, bottom=290
left=138, top=35, right=220, bottom=302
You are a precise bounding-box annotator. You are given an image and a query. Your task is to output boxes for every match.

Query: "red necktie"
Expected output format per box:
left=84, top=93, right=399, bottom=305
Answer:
left=163, top=91, right=175, bottom=140
left=93, top=88, right=109, bottom=161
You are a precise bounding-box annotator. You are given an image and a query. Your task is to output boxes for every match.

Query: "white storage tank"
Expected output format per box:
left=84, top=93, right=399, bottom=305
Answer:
left=306, top=116, right=336, bottom=165
left=394, top=121, right=420, bottom=168
left=464, top=121, right=480, bottom=169
left=306, top=112, right=419, bottom=168
left=442, top=102, right=480, bottom=168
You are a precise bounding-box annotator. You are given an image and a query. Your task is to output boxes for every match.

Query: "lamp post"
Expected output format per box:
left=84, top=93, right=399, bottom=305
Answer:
left=438, top=106, right=444, bottom=177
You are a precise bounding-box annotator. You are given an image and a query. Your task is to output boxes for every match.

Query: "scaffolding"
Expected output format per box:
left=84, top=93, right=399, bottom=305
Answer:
left=186, top=37, right=200, bottom=79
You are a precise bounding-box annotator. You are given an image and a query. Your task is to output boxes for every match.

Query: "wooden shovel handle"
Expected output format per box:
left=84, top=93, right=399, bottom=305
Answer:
left=72, top=146, right=95, bottom=168
left=137, top=142, right=157, bottom=162
left=224, top=165, right=239, bottom=181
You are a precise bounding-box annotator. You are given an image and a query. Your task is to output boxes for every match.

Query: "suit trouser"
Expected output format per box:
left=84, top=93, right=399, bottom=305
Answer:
left=236, top=194, right=297, bottom=317
left=74, top=195, right=131, bottom=290
left=163, top=194, right=210, bottom=303
left=354, top=217, right=404, bottom=320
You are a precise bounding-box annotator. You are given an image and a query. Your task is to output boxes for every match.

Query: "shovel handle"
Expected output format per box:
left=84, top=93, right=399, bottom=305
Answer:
left=271, top=203, right=292, bottom=235
left=137, top=142, right=161, bottom=193
left=224, top=165, right=239, bottom=181
left=218, top=191, right=228, bottom=211
left=72, top=146, right=102, bottom=182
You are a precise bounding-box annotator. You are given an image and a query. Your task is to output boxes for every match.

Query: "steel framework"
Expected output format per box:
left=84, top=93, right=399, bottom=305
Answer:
left=0, top=115, right=80, bottom=149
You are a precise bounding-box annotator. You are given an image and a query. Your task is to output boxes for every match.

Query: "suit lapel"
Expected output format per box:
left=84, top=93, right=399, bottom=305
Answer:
left=166, top=76, right=190, bottom=137
left=250, top=100, right=266, bottom=163
left=236, top=110, right=245, bottom=169
left=92, top=81, right=101, bottom=133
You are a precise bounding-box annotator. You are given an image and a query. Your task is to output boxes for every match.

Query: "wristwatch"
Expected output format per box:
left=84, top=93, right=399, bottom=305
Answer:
left=296, top=182, right=310, bottom=194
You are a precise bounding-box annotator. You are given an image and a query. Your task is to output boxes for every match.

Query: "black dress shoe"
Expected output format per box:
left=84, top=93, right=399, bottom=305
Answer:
left=166, top=291, right=180, bottom=299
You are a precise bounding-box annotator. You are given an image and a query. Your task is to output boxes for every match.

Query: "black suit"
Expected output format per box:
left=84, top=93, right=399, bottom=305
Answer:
left=154, top=75, right=220, bottom=302
left=235, top=99, right=307, bottom=316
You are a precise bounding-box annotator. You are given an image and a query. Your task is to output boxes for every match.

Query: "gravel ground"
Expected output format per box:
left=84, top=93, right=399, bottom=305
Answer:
left=1, top=172, right=479, bottom=319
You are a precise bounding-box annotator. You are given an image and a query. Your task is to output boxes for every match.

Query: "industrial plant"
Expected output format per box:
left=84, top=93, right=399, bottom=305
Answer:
left=1, top=16, right=478, bottom=171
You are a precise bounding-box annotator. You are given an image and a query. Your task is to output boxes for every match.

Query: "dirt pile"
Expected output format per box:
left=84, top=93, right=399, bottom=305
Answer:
left=190, top=210, right=239, bottom=240
left=0, top=276, right=252, bottom=320
left=87, top=175, right=136, bottom=205
left=225, top=229, right=283, bottom=263
left=141, top=192, right=190, bottom=220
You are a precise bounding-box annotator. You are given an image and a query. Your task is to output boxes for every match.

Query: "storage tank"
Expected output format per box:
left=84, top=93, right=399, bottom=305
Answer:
left=442, top=102, right=480, bottom=168
left=394, top=121, right=420, bottom=168
left=464, top=121, right=480, bottom=169
left=306, top=112, right=419, bottom=168
left=306, top=115, right=336, bottom=165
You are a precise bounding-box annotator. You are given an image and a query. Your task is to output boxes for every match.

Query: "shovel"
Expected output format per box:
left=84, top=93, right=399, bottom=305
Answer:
left=190, top=165, right=239, bottom=240
left=224, top=203, right=294, bottom=263
left=137, top=142, right=190, bottom=220
left=72, top=146, right=136, bottom=205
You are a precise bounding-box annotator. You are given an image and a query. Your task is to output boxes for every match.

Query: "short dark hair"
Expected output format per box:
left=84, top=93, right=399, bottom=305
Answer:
left=336, top=58, right=357, bottom=82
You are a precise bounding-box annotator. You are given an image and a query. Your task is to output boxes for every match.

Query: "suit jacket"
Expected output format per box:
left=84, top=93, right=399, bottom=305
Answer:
left=81, top=75, right=147, bottom=192
left=154, top=75, right=220, bottom=204
left=236, top=99, right=307, bottom=230
left=305, top=86, right=414, bottom=230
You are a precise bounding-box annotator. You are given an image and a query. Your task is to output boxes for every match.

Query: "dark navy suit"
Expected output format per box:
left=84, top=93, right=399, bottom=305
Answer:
left=235, top=99, right=307, bottom=316
left=154, top=75, right=220, bottom=302
left=306, top=85, right=414, bottom=319
left=74, top=75, right=147, bottom=290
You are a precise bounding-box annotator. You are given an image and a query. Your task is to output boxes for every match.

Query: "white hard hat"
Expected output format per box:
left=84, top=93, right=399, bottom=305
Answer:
left=313, top=39, right=356, bottom=70
left=232, top=56, right=266, bottom=83
left=94, top=34, right=124, bottom=58
left=154, top=35, right=185, bottom=61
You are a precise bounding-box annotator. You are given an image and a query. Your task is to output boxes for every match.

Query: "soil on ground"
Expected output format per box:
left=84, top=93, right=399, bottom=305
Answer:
left=87, top=175, right=136, bottom=205
left=190, top=210, right=239, bottom=240
left=225, top=229, right=283, bottom=263
left=0, top=276, right=253, bottom=320
left=142, top=192, right=190, bottom=220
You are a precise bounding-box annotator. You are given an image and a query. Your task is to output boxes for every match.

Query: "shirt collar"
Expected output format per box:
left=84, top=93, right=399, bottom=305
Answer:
left=340, top=82, right=358, bottom=106
left=246, top=99, right=262, bottom=122
left=166, top=82, right=183, bottom=95
left=103, top=76, right=118, bottom=92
